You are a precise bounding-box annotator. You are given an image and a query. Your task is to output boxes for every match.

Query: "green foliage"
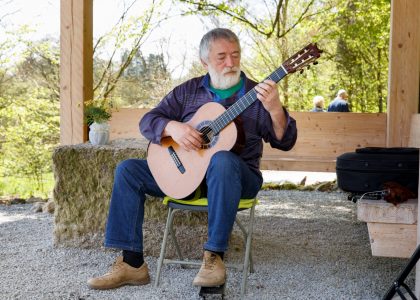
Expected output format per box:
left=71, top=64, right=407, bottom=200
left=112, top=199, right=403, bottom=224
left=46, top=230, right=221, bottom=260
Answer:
left=111, top=52, right=173, bottom=108
left=0, top=35, right=59, bottom=197
left=92, top=0, right=169, bottom=104
left=329, top=0, right=390, bottom=112
left=261, top=180, right=337, bottom=192
left=84, top=100, right=112, bottom=125
left=0, top=173, right=54, bottom=199
left=0, top=87, right=59, bottom=193
left=18, top=38, right=60, bottom=97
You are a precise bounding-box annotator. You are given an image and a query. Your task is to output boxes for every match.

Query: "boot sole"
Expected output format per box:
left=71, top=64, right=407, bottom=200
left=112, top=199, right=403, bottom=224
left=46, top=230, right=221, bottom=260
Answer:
left=88, top=277, right=150, bottom=290
left=192, top=278, right=226, bottom=287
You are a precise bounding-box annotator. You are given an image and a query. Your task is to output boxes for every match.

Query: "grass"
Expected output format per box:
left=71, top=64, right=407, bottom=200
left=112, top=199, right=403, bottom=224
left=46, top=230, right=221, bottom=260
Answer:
left=261, top=180, right=337, bottom=192
left=0, top=173, right=54, bottom=199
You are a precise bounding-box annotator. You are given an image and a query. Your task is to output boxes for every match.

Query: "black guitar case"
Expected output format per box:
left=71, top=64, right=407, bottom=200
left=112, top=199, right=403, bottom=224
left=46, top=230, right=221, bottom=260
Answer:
left=336, top=147, right=419, bottom=194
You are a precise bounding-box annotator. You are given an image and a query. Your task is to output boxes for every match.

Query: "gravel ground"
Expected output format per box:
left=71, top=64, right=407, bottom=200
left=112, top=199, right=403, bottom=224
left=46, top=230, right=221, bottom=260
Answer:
left=0, top=190, right=415, bottom=300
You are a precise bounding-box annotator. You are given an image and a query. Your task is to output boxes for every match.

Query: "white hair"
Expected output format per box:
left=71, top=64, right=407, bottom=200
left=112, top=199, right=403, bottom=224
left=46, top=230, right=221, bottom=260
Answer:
left=337, top=89, right=347, bottom=97
left=313, top=95, right=324, bottom=108
left=199, top=28, right=240, bottom=62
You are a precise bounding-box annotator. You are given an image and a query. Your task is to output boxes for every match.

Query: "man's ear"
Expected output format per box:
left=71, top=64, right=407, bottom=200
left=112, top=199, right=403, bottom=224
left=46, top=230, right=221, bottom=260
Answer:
left=200, top=58, right=209, bottom=71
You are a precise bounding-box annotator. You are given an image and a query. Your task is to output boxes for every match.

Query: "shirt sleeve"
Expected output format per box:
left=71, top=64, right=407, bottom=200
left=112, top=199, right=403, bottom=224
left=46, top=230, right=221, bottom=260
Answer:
left=262, top=107, right=297, bottom=151
left=139, top=88, right=183, bottom=144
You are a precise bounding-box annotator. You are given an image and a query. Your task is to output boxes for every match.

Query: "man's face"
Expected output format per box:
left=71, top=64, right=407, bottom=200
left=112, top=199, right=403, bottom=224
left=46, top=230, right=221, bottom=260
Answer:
left=202, top=38, right=241, bottom=89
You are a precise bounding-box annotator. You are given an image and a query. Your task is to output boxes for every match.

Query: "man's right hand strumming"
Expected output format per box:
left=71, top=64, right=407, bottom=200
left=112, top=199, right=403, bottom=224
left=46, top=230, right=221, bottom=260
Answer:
left=163, top=121, right=203, bottom=151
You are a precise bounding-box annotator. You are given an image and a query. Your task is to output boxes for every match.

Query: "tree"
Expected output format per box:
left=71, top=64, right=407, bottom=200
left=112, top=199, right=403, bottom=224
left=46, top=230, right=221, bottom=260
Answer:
left=328, top=0, right=390, bottom=112
left=0, top=87, right=59, bottom=192
left=93, top=0, right=166, bottom=101
left=17, top=38, right=60, bottom=98
left=113, top=51, right=172, bottom=107
left=0, top=37, right=60, bottom=193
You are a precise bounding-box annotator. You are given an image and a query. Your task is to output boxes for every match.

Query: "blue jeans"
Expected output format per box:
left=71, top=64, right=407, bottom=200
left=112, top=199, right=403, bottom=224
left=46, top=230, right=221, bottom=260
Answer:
left=104, top=150, right=263, bottom=253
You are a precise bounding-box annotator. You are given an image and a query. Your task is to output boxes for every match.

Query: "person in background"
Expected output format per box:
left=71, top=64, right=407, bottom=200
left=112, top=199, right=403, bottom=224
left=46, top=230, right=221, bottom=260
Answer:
left=327, top=89, right=350, bottom=112
left=87, top=28, right=297, bottom=290
left=310, top=95, right=325, bottom=112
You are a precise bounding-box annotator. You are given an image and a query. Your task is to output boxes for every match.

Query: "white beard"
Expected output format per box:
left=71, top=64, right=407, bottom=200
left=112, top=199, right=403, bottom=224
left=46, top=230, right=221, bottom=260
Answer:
left=208, top=65, right=241, bottom=89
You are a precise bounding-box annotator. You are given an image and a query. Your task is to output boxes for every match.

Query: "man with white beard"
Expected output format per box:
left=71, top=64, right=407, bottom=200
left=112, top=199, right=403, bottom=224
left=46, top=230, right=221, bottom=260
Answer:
left=87, top=28, right=297, bottom=290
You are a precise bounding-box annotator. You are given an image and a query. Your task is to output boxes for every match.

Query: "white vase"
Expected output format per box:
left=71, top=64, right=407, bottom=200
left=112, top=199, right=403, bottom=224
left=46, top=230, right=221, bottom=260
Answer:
left=89, top=122, right=110, bottom=145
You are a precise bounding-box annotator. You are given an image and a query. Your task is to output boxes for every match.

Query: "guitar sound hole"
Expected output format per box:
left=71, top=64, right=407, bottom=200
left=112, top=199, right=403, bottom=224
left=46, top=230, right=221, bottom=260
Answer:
left=200, top=126, right=216, bottom=149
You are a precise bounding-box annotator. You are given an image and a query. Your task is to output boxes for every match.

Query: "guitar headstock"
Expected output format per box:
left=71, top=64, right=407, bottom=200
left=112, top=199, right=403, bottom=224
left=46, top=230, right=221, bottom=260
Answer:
left=283, top=43, right=323, bottom=74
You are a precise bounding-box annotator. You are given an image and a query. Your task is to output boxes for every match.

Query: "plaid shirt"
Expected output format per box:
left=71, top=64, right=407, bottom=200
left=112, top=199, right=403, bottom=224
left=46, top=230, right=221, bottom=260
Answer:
left=140, top=72, right=297, bottom=175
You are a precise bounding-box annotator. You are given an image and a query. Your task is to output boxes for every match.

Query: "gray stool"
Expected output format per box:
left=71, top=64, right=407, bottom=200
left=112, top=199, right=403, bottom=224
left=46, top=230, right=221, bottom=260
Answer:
left=154, top=196, right=258, bottom=297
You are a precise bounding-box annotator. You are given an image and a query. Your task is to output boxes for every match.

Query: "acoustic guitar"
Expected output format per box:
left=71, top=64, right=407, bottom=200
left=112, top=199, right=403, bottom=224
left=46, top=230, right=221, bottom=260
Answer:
left=147, top=43, right=322, bottom=199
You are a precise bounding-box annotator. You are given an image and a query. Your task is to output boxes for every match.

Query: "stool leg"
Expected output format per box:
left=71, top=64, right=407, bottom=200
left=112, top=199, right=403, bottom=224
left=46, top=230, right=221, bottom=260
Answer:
left=240, top=204, right=256, bottom=297
left=154, top=207, right=176, bottom=287
left=168, top=211, right=184, bottom=261
left=236, top=217, right=254, bottom=273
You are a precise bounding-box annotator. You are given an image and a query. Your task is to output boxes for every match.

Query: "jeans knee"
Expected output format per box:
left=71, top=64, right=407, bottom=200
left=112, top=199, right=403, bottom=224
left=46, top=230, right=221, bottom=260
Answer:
left=208, top=151, right=240, bottom=177
left=115, top=159, right=137, bottom=178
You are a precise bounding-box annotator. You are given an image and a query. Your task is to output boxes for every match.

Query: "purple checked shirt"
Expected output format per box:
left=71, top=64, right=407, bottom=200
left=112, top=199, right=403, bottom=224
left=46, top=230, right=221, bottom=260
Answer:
left=140, top=72, right=297, bottom=176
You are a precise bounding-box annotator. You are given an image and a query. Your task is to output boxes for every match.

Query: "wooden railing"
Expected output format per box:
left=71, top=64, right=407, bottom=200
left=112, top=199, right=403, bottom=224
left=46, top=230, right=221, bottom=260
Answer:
left=109, top=108, right=387, bottom=172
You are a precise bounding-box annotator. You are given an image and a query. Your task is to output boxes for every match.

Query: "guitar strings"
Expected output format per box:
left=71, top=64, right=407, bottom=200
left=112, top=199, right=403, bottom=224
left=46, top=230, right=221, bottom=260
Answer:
left=199, top=91, right=254, bottom=139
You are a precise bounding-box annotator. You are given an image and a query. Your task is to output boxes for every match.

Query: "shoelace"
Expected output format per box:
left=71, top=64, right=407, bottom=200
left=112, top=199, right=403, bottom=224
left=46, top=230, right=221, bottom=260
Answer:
left=104, top=259, right=124, bottom=276
left=203, top=254, right=217, bottom=270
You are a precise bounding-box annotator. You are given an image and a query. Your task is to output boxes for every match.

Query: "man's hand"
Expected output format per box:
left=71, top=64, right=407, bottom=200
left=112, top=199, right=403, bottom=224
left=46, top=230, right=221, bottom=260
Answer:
left=255, top=79, right=287, bottom=140
left=163, top=121, right=203, bottom=151
left=255, top=79, right=283, bottom=114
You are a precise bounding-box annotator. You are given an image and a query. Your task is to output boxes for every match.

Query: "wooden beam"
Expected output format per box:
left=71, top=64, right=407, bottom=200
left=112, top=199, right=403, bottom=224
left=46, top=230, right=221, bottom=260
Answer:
left=387, top=0, right=420, bottom=147
left=60, top=0, right=93, bottom=145
left=417, top=155, right=420, bottom=297
left=367, top=223, right=416, bottom=258
left=408, top=115, right=420, bottom=296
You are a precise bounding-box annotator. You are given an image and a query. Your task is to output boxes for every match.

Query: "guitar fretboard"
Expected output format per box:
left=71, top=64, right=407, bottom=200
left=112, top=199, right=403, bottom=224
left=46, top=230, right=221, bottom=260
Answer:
left=211, top=65, right=288, bottom=134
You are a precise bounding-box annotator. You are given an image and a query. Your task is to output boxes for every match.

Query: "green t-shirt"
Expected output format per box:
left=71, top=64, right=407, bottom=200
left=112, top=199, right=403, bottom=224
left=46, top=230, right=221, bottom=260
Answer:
left=209, top=78, right=244, bottom=100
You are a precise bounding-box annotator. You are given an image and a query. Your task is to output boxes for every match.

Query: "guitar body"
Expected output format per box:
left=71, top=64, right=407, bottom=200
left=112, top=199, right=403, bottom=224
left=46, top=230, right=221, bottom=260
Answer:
left=147, top=102, right=237, bottom=199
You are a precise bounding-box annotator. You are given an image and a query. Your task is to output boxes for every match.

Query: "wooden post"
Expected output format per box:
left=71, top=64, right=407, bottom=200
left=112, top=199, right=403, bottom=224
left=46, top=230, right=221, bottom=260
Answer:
left=410, top=115, right=420, bottom=296
left=417, top=156, right=420, bottom=297
left=387, top=0, right=420, bottom=147
left=60, top=0, right=93, bottom=145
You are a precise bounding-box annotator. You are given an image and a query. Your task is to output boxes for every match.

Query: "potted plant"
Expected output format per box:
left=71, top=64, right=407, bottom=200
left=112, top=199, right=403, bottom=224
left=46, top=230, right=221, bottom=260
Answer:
left=84, top=99, right=112, bottom=146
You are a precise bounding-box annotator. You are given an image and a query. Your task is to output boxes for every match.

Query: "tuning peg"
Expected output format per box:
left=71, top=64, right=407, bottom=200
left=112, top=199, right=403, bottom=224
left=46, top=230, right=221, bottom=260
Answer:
left=307, top=65, right=311, bottom=69
left=313, top=61, right=318, bottom=65
left=300, top=69, right=304, bottom=74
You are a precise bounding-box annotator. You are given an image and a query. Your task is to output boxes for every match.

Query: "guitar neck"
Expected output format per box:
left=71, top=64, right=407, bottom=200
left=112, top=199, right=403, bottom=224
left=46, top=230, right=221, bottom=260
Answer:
left=211, top=65, right=288, bottom=134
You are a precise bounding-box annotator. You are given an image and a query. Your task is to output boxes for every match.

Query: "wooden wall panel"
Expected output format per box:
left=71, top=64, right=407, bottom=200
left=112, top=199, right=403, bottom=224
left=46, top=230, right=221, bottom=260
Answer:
left=263, top=112, right=386, bottom=171
left=109, top=108, right=151, bottom=139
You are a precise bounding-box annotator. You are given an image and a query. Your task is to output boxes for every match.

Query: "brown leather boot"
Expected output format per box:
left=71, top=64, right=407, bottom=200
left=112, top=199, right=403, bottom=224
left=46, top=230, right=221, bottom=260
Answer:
left=87, top=256, right=150, bottom=290
left=193, top=251, right=226, bottom=287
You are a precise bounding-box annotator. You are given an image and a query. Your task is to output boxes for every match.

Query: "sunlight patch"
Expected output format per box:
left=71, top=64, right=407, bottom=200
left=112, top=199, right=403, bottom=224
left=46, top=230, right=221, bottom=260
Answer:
left=0, top=212, right=37, bottom=225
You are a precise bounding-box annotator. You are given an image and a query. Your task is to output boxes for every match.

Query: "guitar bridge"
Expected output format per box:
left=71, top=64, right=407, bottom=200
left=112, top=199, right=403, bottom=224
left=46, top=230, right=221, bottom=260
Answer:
left=168, top=146, right=185, bottom=174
